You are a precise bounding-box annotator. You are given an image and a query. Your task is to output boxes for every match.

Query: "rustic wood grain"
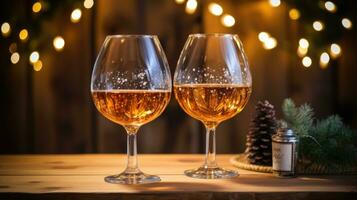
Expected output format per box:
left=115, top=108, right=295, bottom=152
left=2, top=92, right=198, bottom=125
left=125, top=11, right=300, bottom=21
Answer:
left=0, top=154, right=356, bottom=199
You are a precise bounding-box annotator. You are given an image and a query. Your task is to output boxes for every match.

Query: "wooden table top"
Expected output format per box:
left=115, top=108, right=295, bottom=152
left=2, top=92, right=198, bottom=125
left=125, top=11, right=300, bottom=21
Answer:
left=0, top=154, right=356, bottom=199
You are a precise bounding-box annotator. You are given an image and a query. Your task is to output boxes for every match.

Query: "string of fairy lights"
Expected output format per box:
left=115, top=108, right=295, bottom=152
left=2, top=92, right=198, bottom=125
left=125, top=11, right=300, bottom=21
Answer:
left=266, top=0, right=351, bottom=68
left=176, top=0, right=353, bottom=69
left=1, top=0, right=94, bottom=72
left=1, top=0, right=353, bottom=71
left=176, top=0, right=236, bottom=27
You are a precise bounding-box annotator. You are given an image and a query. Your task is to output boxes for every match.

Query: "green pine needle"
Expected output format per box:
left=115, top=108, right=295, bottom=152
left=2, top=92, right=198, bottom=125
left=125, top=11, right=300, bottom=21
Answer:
left=281, top=98, right=357, bottom=169
left=282, top=99, right=314, bottom=137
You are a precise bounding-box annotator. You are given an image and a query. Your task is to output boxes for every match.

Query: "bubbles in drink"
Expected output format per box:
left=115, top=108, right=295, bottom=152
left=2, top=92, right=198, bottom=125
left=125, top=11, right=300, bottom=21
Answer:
left=174, top=84, right=252, bottom=124
left=92, top=90, right=170, bottom=126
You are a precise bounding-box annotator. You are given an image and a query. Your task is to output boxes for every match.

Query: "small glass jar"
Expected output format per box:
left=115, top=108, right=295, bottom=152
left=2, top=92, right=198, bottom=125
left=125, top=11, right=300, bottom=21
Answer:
left=272, top=128, right=299, bottom=177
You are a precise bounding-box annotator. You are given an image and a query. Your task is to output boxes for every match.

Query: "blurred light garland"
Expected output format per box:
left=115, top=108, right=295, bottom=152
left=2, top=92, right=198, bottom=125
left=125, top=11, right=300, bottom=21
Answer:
left=1, top=0, right=94, bottom=71
left=266, top=0, right=352, bottom=69
left=1, top=0, right=353, bottom=71
left=177, top=1, right=236, bottom=28
left=176, top=0, right=353, bottom=69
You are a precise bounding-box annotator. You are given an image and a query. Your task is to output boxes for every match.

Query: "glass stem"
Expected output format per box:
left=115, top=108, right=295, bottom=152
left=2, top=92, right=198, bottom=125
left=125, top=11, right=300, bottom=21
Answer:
left=125, top=126, right=139, bottom=174
left=204, top=126, right=218, bottom=168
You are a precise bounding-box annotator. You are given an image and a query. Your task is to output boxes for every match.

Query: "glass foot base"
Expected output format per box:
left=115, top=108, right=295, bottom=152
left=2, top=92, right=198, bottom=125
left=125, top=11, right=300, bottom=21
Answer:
left=184, top=166, right=238, bottom=179
left=104, top=171, right=161, bottom=184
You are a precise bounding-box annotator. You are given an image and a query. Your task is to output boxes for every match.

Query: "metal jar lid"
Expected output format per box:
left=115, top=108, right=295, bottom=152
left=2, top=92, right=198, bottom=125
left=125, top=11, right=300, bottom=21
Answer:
left=272, top=128, right=299, bottom=143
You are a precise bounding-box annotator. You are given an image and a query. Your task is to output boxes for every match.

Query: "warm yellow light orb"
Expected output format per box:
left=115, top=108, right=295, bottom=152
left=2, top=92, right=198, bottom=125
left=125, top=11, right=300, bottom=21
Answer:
left=32, top=2, right=42, bottom=13
left=208, top=3, right=223, bottom=16
left=320, top=52, right=330, bottom=68
left=324, top=1, right=336, bottom=13
left=53, top=36, right=65, bottom=51
left=289, top=8, right=300, bottom=20
left=258, top=32, right=270, bottom=42
left=342, top=18, right=352, bottom=29
left=299, top=38, right=309, bottom=49
left=1, top=22, right=11, bottom=37
left=33, top=60, right=43, bottom=71
left=330, top=43, right=341, bottom=58
left=175, top=0, right=185, bottom=4
left=19, top=29, right=29, bottom=41
left=185, top=0, right=197, bottom=14
left=221, top=14, right=235, bottom=27
left=263, top=37, right=277, bottom=50
left=313, top=21, right=324, bottom=31
left=71, top=9, right=82, bottom=23
left=297, top=46, right=308, bottom=57
left=269, top=0, right=281, bottom=7
left=10, top=52, right=20, bottom=64
left=29, top=51, right=40, bottom=63
left=83, top=0, right=94, bottom=9
left=302, top=56, right=312, bottom=67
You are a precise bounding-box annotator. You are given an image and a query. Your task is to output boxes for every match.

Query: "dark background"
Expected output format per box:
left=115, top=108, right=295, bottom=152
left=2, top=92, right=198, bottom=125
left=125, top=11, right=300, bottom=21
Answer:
left=1, top=0, right=357, bottom=154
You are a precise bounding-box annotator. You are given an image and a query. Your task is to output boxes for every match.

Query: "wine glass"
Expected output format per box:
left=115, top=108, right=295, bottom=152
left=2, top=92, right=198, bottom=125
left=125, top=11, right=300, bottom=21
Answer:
left=174, top=34, right=252, bottom=179
left=91, top=35, right=171, bottom=184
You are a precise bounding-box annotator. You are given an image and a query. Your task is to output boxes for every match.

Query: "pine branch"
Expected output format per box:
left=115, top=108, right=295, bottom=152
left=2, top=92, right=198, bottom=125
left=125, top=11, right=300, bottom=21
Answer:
left=281, top=98, right=314, bottom=137
left=281, top=98, right=357, bottom=169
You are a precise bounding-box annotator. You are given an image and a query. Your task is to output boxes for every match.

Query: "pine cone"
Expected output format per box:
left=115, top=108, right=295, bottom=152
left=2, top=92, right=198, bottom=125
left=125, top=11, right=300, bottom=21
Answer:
left=245, top=100, right=277, bottom=166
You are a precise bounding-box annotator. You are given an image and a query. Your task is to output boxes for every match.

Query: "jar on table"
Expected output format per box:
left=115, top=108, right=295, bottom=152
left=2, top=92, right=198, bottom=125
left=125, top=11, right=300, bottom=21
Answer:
left=272, top=128, right=299, bottom=177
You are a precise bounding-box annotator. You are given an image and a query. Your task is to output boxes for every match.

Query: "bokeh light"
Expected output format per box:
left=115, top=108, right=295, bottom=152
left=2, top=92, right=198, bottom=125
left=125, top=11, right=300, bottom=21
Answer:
left=302, top=56, right=312, bottom=67
left=341, top=18, right=352, bottom=29
left=53, top=36, right=65, bottom=51
left=269, top=0, right=281, bottom=7
left=313, top=21, right=324, bottom=31
left=299, top=38, right=309, bottom=49
left=263, top=37, right=277, bottom=50
left=83, top=0, right=94, bottom=9
left=289, top=9, right=300, bottom=20
left=324, top=1, right=336, bottom=13
left=33, top=60, right=43, bottom=71
left=185, top=0, right=197, bottom=14
left=221, top=14, right=235, bottom=27
left=330, top=43, right=341, bottom=58
left=258, top=32, right=270, bottom=42
left=297, top=46, right=308, bottom=57
left=320, top=52, right=330, bottom=68
left=71, top=9, right=82, bottom=23
left=19, top=29, right=29, bottom=41
left=32, top=2, right=42, bottom=13
left=10, top=52, right=20, bottom=64
left=29, top=51, right=40, bottom=63
left=208, top=3, right=223, bottom=16
left=1, top=22, right=11, bottom=37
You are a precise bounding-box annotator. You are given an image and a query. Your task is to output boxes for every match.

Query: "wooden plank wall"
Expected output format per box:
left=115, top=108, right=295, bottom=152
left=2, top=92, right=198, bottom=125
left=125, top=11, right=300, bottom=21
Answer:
left=0, top=0, right=356, bottom=154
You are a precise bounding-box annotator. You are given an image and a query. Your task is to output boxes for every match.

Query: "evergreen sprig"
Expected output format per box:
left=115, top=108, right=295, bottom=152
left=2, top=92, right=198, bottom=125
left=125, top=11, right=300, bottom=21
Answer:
left=281, top=99, right=357, bottom=169
left=282, top=99, right=313, bottom=137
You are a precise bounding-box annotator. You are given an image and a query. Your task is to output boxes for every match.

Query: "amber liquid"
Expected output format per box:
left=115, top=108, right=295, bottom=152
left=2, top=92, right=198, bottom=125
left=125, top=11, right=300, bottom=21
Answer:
left=174, top=84, right=251, bottom=125
left=92, top=90, right=171, bottom=126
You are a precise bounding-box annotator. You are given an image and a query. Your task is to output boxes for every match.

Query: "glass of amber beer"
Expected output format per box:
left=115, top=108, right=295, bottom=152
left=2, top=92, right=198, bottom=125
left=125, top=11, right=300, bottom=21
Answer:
left=174, top=34, right=252, bottom=179
left=91, top=35, right=171, bottom=184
